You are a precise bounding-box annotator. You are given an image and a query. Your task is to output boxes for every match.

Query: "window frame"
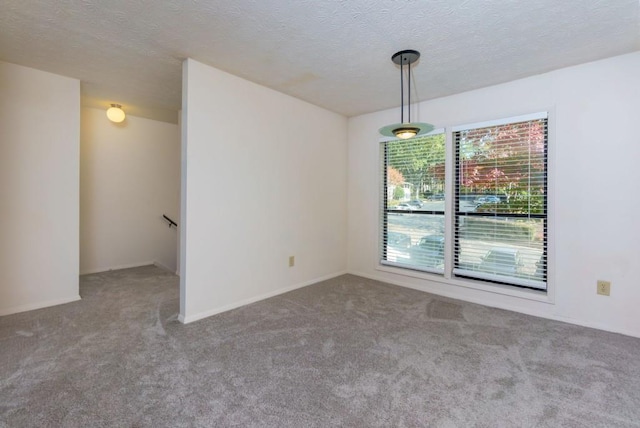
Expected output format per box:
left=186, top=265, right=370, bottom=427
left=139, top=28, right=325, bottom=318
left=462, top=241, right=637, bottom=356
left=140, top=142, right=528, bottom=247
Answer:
left=379, top=129, right=446, bottom=275
left=452, top=112, right=548, bottom=290
left=378, top=112, right=553, bottom=301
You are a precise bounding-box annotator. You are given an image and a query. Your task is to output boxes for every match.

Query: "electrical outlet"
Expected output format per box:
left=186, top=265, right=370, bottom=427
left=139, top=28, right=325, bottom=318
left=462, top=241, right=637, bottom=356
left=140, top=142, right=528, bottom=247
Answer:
left=597, top=280, right=611, bottom=296
left=289, top=256, right=295, bottom=267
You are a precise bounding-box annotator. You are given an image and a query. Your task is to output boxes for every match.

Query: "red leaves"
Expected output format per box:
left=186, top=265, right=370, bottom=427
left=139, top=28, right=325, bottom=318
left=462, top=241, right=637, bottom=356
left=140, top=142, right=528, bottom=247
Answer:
left=387, top=166, right=405, bottom=186
left=459, top=120, right=545, bottom=193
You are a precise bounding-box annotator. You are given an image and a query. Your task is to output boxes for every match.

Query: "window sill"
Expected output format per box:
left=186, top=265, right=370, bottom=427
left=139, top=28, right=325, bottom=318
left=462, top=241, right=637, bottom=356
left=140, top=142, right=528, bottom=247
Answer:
left=376, top=263, right=553, bottom=304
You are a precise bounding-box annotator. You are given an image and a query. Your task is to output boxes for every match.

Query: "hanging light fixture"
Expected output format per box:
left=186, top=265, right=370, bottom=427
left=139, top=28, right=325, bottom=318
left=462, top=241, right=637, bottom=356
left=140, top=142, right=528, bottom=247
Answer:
left=379, top=50, right=433, bottom=139
left=106, top=104, right=126, bottom=123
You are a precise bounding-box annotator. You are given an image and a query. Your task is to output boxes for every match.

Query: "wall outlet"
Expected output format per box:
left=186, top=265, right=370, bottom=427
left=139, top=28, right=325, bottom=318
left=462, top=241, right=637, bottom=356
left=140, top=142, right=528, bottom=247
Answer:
left=289, top=256, right=295, bottom=267
left=597, top=280, right=611, bottom=296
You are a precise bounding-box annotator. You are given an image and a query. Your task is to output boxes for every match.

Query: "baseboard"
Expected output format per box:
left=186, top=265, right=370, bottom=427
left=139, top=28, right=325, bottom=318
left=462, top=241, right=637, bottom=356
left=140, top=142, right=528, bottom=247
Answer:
left=179, top=270, right=348, bottom=324
left=80, top=261, right=155, bottom=275
left=0, top=295, right=81, bottom=317
left=348, top=269, right=640, bottom=339
left=153, top=260, right=176, bottom=274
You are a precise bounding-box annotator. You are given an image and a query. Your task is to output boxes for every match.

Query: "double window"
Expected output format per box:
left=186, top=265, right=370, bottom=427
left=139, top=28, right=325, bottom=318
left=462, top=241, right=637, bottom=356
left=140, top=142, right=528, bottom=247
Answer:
left=381, top=113, right=548, bottom=291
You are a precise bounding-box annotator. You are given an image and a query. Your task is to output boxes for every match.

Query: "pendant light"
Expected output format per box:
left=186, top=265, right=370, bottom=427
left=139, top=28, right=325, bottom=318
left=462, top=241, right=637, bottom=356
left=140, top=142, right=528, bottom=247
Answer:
left=379, top=50, right=433, bottom=139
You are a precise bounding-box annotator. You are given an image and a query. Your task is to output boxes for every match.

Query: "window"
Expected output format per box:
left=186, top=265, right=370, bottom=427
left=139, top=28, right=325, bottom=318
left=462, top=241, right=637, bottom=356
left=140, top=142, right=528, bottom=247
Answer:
left=381, top=131, right=446, bottom=273
left=380, top=113, right=548, bottom=291
left=453, top=114, right=547, bottom=289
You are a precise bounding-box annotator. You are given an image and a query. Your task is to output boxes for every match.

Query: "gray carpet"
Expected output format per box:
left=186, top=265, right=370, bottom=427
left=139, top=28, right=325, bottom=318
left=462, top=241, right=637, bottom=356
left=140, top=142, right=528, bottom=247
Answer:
left=1, top=266, right=639, bottom=427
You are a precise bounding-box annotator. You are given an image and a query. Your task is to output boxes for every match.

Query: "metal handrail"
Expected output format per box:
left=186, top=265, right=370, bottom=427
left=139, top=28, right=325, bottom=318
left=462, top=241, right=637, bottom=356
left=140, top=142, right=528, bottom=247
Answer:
left=162, top=214, right=178, bottom=228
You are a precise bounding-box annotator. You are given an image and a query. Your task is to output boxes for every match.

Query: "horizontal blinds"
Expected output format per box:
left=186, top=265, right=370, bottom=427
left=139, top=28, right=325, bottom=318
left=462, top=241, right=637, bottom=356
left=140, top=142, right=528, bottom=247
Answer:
left=381, top=132, right=446, bottom=273
left=453, top=116, right=548, bottom=290
left=451, top=112, right=548, bottom=132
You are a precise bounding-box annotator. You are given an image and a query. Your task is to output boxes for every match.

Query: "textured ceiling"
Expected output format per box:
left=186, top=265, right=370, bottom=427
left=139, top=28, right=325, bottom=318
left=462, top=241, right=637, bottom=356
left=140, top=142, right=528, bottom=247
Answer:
left=1, top=0, right=639, bottom=123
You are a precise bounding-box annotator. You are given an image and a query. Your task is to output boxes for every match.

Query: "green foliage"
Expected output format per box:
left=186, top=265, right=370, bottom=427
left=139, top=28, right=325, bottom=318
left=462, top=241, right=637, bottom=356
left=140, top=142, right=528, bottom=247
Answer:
left=506, top=194, right=545, bottom=215
left=460, top=217, right=539, bottom=241
left=386, top=133, right=446, bottom=198
left=385, top=121, right=546, bottom=216
left=393, top=185, right=405, bottom=200
left=475, top=192, right=545, bottom=215
left=457, top=120, right=546, bottom=209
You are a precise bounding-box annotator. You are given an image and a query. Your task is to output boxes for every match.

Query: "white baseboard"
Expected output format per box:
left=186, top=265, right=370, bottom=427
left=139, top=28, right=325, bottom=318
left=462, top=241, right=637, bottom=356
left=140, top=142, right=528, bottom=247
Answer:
left=179, top=270, right=348, bottom=324
left=0, top=295, right=81, bottom=317
left=153, top=260, right=176, bottom=273
left=348, top=269, right=640, bottom=339
left=80, top=261, right=155, bottom=275
left=81, top=261, right=178, bottom=276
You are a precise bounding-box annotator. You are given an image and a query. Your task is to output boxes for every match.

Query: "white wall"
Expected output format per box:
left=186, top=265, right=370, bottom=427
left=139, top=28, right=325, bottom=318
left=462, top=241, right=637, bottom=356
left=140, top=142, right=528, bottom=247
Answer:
left=348, top=52, right=640, bottom=337
left=0, top=61, right=80, bottom=315
left=80, top=107, right=180, bottom=274
left=181, top=59, right=348, bottom=323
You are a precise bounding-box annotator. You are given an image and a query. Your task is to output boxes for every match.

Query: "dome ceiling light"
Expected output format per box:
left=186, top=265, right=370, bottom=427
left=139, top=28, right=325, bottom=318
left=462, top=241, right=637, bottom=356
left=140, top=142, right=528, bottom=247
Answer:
left=106, top=104, right=126, bottom=123
left=379, top=50, right=433, bottom=139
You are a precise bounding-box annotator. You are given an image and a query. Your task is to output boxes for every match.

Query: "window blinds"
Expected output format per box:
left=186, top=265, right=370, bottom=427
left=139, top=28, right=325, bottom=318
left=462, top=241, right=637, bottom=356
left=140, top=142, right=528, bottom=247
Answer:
left=380, top=132, right=446, bottom=274
left=453, top=114, right=548, bottom=289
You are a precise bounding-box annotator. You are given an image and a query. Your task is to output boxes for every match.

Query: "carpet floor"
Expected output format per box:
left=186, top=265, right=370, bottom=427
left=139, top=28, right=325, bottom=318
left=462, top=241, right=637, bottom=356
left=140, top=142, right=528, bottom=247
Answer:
left=1, top=265, right=639, bottom=427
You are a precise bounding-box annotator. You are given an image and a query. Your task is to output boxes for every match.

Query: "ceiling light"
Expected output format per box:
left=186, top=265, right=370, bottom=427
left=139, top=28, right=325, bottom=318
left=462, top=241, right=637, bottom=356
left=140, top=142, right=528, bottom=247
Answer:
left=379, top=50, right=433, bottom=139
left=106, top=104, right=126, bottom=123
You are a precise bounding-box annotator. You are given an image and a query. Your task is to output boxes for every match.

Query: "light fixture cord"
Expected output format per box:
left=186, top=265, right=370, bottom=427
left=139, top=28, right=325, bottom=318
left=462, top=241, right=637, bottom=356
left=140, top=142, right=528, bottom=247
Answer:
left=407, top=57, right=411, bottom=123
left=400, top=57, right=404, bottom=124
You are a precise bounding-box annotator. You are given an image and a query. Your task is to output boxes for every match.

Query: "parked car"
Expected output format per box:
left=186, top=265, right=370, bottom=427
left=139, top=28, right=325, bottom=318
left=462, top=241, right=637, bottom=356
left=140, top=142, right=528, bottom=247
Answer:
left=408, top=200, right=423, bottom=209
left=478, top=247, right=523, bottom=276
left=386, top=232, right=412, bottom=262
left=430, top=193, right=445, bottom=201
left=475, top=195, right=500, bottom=204
left=387, top=231, right=411, bottom=249
left=395, top=203, right=413, bottom=211
left=410, top=235, right=445, bottom=267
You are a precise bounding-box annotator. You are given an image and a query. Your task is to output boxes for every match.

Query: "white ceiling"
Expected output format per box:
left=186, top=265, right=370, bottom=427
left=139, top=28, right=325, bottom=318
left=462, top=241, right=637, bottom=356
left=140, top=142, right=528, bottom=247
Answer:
left=1, top=0, right=639, bottom=123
